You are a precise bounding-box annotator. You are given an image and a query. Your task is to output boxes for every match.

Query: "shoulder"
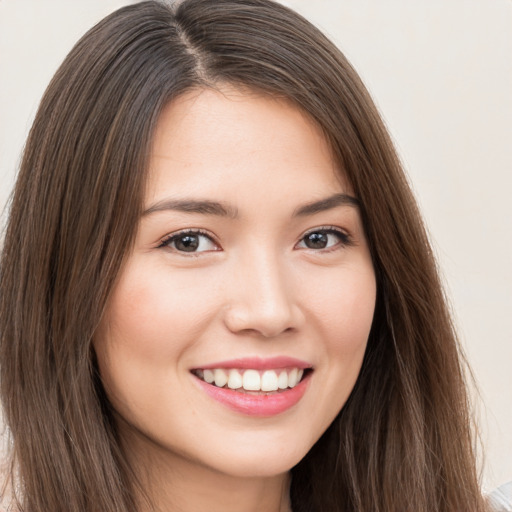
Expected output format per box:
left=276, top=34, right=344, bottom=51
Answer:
left=487, top=482, right=512, bottom=512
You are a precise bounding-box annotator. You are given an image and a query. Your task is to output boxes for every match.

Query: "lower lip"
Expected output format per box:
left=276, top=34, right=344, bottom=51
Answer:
left=194, top=373, right=311, bottom=417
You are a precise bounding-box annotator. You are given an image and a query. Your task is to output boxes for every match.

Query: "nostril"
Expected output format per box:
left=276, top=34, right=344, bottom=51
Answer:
left=223, top=304, right=302, bottom=338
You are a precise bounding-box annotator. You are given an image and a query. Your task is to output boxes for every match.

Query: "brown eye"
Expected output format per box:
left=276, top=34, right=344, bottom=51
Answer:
left=304, top=232, right=329, bottom=249
left=175, top=234, right=200, bottom=252
left=296, top=228, right=351, bottom=251
left=161, top=230, right=218, bottom=253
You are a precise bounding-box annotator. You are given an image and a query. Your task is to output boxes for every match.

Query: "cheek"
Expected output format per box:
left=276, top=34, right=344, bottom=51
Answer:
left=290, top=261, right=376, bottom=442
left=99, top=262, right=218, bottom=363
left=308, top=263, right=376, bottom=355
left=308, top=262, right=375, bottom=406
left=93, top=262, right=219, bottom=414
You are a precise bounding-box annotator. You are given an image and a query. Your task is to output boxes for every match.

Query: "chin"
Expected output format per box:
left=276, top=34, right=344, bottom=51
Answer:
left=209, top=450, right=305, bottom=479
left=198, top=431, right=317, bottom=478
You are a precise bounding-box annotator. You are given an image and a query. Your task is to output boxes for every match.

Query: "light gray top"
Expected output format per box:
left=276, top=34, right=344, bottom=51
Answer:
left=487, top=481, right=512, bottom=512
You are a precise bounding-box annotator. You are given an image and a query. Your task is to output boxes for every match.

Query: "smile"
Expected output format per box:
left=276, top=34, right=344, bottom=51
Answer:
left=191, top=358, right=313, bottom=416
left=192, top=367, right=306, bottom=393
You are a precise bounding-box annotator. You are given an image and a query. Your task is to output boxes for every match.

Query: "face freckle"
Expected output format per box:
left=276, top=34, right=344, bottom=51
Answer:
left=94, top=85, right=376, bottom=480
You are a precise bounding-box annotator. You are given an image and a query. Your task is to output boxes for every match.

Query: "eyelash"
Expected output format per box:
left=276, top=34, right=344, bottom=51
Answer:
left=158, top=229, right=220, bottom=255
left=297, top=226, right=354, bottom=252
left=157, top=226, right=353, bottom=255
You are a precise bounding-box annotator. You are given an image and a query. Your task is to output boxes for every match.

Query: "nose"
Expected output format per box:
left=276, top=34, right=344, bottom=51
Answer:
left=223, top=250, right=304, bottom=338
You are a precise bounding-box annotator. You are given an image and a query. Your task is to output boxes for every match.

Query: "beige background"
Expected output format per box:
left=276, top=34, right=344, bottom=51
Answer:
left=1, top=0, right=510, bottom=491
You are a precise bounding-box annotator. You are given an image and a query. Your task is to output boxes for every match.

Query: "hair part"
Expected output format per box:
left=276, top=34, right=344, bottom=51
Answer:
left=1, top=1, right=487, bottom=510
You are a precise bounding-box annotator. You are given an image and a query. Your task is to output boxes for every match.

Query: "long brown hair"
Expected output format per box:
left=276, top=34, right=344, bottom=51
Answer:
left=0, top=1, right=487, bottom=510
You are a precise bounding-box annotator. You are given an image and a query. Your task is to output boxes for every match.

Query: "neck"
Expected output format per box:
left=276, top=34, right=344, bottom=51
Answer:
left=120, top=424, right=292, bottom=512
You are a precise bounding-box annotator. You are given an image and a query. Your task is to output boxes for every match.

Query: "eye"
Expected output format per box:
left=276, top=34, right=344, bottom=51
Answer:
left=296, top=227, right=352, bottom=251
left=159, top=230, right=219, bottom=253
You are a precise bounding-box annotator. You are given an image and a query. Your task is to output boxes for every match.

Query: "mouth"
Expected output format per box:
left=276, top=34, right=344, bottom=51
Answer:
left=191, top=367, right=311, bottom=394
left=190, top=358, right=313, bottom=416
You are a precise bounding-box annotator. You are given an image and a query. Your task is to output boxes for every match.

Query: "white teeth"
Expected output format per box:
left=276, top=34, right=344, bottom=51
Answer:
left=242, top=369, right=261, bottom=391
left=261, top=370, right=278, bottom=391
left=288, top=368, right=298, bottom=388
left=203, top=369, right=215, bottom=384
left=214, top=369, right=228, bottom=388
left=198, top=367, right=307, bottom=391
left=227, top=369, right=242, bottom=390
left=277, top=371, right=288, bottom=389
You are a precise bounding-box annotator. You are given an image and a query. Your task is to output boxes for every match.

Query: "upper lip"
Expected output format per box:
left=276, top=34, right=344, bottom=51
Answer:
left=192, top=356, right=313, bottom=371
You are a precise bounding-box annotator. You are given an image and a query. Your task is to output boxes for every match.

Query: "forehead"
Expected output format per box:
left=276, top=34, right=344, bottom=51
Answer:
left=146, top=85, right=350, bottom=207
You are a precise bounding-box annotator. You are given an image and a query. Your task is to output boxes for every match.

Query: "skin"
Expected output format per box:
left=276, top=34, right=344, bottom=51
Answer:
left=94, top=86, right=376, bottom=512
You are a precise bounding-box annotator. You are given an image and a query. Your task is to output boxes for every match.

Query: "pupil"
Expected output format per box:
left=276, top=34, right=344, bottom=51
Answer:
left=306, top=232, right=327, bottom=249
left=177, top=235, right=199, bottom=252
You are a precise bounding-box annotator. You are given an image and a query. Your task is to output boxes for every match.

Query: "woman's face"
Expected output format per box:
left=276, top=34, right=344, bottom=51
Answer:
left=95, top=86, right=376, bottom=478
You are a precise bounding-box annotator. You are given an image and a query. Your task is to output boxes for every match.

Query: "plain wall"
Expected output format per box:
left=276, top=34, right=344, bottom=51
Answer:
left=1, top=0, right=510, bottom=491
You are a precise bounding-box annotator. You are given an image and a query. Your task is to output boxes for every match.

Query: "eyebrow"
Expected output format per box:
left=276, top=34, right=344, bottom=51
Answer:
left=142, top=193, right=359, bottom=218
left=293, top=193, right=360, bottom=216
left=142, top=198, right=239, bottom=218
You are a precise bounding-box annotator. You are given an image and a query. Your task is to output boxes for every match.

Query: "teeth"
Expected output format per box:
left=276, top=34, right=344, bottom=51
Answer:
left=227, top=369, right=242, bottom=390
left=243, top=369, right=261, bottom=391
left=203, top=369, right=215, bottom=384
left=288, top=368, right=298, bottom=388
left=197, top=367, right=307, bottom=392
left=277, top=371, right=288, bottom=389
left=214, top=369, right=228, bottom=388
left=261, top=370, right=278, bottom=391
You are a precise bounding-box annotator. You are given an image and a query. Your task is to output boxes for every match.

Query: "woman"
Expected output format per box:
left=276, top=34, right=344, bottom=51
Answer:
left=0, top=0, right=503, bottom=510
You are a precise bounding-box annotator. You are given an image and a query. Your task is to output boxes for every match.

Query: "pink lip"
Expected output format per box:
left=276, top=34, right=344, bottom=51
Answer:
left=195, top=356, right=312, bottom=371
left=193, top=371, right=312, bottom=417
